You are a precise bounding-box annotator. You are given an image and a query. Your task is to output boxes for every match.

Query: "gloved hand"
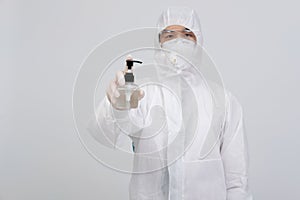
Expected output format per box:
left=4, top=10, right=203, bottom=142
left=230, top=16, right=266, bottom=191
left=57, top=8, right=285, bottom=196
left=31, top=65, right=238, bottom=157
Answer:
left=106, top=57, right=144, bottom=110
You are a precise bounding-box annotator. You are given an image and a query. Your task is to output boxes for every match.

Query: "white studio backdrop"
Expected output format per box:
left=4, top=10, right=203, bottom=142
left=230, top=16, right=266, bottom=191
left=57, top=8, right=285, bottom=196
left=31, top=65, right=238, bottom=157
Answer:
left=1, top=0, right=299, bottom=199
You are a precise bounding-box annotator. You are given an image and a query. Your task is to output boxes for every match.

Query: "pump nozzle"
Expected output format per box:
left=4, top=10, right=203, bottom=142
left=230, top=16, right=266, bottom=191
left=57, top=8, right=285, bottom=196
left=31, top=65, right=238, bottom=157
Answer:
left=126, top=60, right=143, bottom=70
left=124, top=57, right=143, bottom=83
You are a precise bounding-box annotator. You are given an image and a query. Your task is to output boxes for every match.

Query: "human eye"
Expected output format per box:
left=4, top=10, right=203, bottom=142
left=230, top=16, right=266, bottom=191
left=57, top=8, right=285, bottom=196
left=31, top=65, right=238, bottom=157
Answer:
left=185, top=33, right=194, bottom=38
left=165, top=34, right=174, bottom=39
left=161, top=30, right=175, bottom=40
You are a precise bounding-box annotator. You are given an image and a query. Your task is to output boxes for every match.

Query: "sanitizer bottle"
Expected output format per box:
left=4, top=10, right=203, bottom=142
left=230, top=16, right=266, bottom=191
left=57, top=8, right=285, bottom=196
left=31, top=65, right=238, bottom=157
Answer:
left=115, top=58, right=142, bottom=110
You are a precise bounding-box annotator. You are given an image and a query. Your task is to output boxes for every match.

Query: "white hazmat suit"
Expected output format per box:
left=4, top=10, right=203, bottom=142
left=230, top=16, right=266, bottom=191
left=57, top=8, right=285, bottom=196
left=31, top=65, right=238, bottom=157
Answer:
left=88, top=7, right=253, bottom=200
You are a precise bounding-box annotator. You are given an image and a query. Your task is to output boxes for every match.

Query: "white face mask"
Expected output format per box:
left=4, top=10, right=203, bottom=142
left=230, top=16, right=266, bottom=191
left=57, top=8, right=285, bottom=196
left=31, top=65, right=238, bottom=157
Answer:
left=161, top=38, right=196, bottom=56
left=160, top=38, right=197, bottom=70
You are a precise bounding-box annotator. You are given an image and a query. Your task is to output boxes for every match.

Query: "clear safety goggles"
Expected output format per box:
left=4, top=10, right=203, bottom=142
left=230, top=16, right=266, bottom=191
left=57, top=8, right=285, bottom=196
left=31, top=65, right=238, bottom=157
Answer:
left=159, top=28, right=196, bottom=43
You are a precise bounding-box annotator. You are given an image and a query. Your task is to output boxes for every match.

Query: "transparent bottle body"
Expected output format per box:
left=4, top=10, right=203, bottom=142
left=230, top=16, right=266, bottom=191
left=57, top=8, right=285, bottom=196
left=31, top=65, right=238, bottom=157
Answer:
left=115, top=83, right=139, bottom=110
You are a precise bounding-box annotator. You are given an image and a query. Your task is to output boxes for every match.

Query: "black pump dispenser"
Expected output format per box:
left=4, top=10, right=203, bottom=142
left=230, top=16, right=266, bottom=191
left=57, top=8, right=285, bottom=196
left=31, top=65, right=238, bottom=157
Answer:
left=125, top=59, right=142, bottom=82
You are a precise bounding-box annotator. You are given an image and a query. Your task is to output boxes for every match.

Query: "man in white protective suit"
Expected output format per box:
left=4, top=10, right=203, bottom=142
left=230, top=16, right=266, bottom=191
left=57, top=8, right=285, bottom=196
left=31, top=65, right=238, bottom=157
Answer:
left=88, top=7, right=253, bottom=200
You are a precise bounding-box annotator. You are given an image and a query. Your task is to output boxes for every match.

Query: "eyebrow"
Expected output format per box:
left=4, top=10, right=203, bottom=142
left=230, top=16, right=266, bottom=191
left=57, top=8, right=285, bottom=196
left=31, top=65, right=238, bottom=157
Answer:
left=161, top=29, right=175, bottom=33
left=161, top=28, right=192, bottom=33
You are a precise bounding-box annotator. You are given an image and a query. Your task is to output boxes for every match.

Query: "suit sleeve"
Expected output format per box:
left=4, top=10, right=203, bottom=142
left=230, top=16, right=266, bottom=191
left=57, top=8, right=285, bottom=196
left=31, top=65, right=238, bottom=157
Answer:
left=86, top=96, right=142, bottom=149
left=220, top=93, right=253, bottom=200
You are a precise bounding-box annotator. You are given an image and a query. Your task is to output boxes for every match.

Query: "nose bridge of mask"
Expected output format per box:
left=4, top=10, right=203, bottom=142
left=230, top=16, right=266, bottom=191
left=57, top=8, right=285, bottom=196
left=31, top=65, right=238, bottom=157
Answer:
left=162, top=37, right=195, bottom=49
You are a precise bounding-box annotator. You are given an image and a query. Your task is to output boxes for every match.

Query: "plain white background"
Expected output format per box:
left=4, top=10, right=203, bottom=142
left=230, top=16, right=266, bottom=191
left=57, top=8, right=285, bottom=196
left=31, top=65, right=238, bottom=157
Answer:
left=1, top=0, right=299, bottom=199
